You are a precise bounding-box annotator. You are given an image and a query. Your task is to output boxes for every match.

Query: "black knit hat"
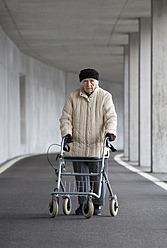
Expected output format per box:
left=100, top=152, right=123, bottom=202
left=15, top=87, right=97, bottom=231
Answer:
left=79, top=68, right=99, bottom=82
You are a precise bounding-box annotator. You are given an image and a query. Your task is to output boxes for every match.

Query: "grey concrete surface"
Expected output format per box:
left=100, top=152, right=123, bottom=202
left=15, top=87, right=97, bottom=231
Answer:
left=139, top=18, right=151, bottom=169
left=0, top=153, right=167, bottom=248
left=129, top=33, right=139, bottom=163
left=0, top=0, right=151, bottom=83
left=0, top=25, right=66, bottom=164
left=123, top=45, right=129, bottom=159
left=152, top=0, right=167, bottom=172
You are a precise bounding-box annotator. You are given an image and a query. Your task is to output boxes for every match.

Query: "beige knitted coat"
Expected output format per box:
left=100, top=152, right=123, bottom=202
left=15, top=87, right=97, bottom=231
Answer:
left=59, top=86, right=117, bottom=158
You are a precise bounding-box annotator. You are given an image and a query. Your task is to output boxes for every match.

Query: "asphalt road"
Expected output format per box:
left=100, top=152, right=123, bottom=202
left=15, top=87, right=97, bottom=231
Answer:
left=0, top=153, right=167, bottom=248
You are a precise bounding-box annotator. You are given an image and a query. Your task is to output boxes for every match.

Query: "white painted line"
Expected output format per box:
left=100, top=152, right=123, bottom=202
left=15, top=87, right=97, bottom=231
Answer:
left=114, top=153, right=167, bottom=191
left=0, top=154, right=35, bottom=174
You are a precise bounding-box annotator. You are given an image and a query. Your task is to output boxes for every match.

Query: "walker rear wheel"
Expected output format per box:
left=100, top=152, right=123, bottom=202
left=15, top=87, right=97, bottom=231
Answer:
left=109, top=195, right=118, bottom=217
left=63, top=197, right=72, bottom=215
left=49, top=198, right=58, bottom=218
left=82, top=199, right=94, bottom=219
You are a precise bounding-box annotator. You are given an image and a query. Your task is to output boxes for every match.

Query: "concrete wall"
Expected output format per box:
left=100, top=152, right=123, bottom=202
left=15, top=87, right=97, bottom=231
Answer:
left=0, top=26, right=124, bottom=164
left=0, top=26, right=66, bottom=163
left=66, top=72, right=79, bottom=97
left=123, top=45, right=129, bottom=159
left=102, top=80, right=124, bottom=151
left=151, top=0, right=167, bottom=172
left=129, top=33, right=139, bottom=163
left=139, top=18, right=151, bottom=168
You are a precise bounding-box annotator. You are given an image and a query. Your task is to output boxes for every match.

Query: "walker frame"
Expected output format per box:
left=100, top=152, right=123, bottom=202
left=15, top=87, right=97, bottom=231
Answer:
left=48, top=136, right=118, bottom=219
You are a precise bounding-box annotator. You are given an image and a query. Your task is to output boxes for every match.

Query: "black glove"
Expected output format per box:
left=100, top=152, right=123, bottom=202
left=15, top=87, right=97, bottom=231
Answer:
left=106, top=133, right=116, bottom=142
left=63, top=134, right=73, bottom=143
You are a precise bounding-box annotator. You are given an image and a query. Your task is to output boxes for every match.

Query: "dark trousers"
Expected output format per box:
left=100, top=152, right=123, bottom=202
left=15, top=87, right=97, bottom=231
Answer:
left=73, top=159, right=108, bottom=206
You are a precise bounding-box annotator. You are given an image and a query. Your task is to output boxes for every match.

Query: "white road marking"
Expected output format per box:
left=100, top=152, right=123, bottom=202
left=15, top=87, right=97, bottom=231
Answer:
left=114, top=153, right=167, bottom=191
left=0, top=154, right=35, bottom=174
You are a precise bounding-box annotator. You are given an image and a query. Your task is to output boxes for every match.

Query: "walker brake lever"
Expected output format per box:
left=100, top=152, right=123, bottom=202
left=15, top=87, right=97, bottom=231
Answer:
left=106, top=139, right=117, bottom=152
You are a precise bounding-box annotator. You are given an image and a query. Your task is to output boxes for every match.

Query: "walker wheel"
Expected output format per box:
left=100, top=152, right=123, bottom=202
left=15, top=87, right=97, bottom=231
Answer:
left=63, top=197, right=72, bottom=215
left=109, top=195, right=118, bottom=217
left=82, top=199, right=94, bottom=219
left=48, top=198, right=58, bottom=218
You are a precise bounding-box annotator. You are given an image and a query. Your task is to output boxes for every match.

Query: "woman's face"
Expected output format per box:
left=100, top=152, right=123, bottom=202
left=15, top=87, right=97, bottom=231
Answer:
left=82, top=78, right=98, bottom=95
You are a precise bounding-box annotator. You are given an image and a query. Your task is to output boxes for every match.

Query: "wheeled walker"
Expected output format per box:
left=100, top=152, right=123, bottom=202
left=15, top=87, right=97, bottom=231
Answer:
left=47, top=136, right=118, bottom=219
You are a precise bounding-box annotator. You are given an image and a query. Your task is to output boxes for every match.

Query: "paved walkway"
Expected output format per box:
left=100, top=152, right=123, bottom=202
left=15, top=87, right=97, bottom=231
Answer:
left=0, top=153, right=167, bottom=248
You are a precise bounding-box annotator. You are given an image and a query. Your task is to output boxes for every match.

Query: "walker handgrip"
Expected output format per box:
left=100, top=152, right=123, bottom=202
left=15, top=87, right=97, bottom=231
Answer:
left=63, top=137, right=70, bottom=152
left=63, top=142, right=70, bottom=152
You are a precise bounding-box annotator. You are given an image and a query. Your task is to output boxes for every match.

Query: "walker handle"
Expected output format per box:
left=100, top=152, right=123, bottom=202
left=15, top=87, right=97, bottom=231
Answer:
left=62, top=136, right=70, bottom=152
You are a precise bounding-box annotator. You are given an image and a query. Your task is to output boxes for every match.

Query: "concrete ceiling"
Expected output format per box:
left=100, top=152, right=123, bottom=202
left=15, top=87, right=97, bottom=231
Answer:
left=0, top=0, right=151, bottom=83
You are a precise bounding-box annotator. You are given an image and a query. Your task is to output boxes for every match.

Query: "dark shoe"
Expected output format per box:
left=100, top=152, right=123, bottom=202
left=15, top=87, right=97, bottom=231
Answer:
left=94, top=205, right=101, bottom=216
left=75, top=204, right=83, bottom=215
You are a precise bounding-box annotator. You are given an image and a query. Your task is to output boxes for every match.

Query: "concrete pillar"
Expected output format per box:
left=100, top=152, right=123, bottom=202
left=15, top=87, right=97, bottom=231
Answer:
left=139, top=18, right=151, bottom=169
left=151, top=0, right=167, bottom=172
left=129, top=33, right=139, bottom=163
left=123, top=45, right=129, bottom=159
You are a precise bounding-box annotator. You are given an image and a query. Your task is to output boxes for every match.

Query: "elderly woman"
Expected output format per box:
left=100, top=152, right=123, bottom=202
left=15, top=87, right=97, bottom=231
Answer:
left=59, top=68, right=117, bottom=216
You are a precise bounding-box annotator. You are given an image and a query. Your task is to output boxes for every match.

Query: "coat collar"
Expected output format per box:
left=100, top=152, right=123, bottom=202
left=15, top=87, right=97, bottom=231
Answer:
left=79, top=86, right=99, bottom=101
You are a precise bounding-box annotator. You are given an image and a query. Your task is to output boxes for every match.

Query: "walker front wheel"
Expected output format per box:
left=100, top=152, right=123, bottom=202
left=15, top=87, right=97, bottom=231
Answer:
left=82, top=199, right=94, bottom=219
left=49, top=198, right=58, bottom=218
left=109, top=195, right=118, bottom=217
left=63, top=197, right=72, bottom=215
